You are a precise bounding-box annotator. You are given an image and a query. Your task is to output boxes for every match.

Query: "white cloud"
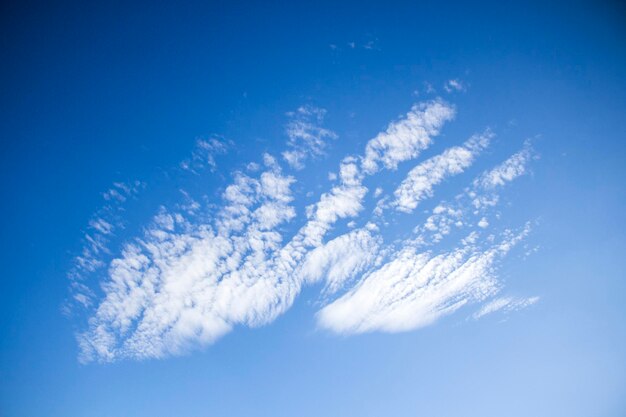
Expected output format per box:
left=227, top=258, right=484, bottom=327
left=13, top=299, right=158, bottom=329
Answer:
left=477, top=217, right=489, bottom=228
left=424, top=82, right=436, bottom=94
left=473, top=295, right=539, bottom=319
left=103, top=181, right=144, bottom=202
left=180, top=137, right=230, bottom=172
left=297, top=228, right=381, bottom=294
left=475, top=141, right=533, bottom=190
left=282, top=106, right=337, bottom=169
left=88, top=218, right=114, bottom=235
left=67, top=180, right=146, bottom=311
left=392, top=131, right=492, bottom=213
left=317, top=225, right=530, bottom=334
left=413, top=142, right=535, bottom=246
left=72, top=98, right=536, bottom=362
left=246, top=162, right=261, bottom=172
left=332, top=39, right=379, bottom=51
left=76, top=129, right=372, bottom=361
left=444, top=79, right=466, bottom=93
left=361, top=100, right=456, bottom=174
left=78, top=165, right=300, bottom=361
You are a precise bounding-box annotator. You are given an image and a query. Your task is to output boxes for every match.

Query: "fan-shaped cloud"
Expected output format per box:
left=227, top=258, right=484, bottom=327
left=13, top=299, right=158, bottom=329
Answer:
left=69, top=98, right=537, bottom=362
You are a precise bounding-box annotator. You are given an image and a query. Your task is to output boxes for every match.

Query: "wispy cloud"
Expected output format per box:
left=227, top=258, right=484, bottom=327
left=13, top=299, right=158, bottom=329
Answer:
left=297, top=226, right=382, bottom=295
left=70, top=98, right=537, bottom=362
left=66, top=180, right=145, bottom=311
left=103, top=181, right=143, bottom=203
left=444, top=79, right=466, bottom=93
left=318, top=224, right=531, bottom=334
left=392, top=130, right=492, bottom=213
left=474, top=140, right=534, bottom=189
left=282, top=106, right=337, bottom=170
left=413, top=142, right=536, bottom=246
left=180, top=136, right=230, bottom=173
left=472, top=295, right=539, bottom=320
left=361, top=99, right=455, bottom=174
left=330, top=37, right=381, bottom=52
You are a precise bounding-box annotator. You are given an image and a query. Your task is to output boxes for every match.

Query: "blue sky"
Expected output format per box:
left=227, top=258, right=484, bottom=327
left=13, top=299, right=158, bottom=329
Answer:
left=1, top=0, right=625, bottom=415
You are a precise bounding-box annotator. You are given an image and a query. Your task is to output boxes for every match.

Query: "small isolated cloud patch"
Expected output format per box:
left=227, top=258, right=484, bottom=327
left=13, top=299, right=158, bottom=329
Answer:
left=444, top=79, right=466, bottom=93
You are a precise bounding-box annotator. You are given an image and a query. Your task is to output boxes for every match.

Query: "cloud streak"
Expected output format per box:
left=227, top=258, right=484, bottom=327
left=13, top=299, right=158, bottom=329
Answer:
left=318, top=224, right=530, bottom=334
left=392, top=130, right=492, bottom=213
left=472, top=295, right=539, bottom=320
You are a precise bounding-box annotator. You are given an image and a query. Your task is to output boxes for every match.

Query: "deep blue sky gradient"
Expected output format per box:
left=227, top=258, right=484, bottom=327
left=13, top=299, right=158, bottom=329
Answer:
left=1, top=1, right=625, bottom=416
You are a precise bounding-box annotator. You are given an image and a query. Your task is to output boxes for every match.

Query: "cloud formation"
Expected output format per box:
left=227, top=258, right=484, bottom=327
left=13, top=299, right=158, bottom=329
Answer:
left=70, top=99, right=537, bottom=362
